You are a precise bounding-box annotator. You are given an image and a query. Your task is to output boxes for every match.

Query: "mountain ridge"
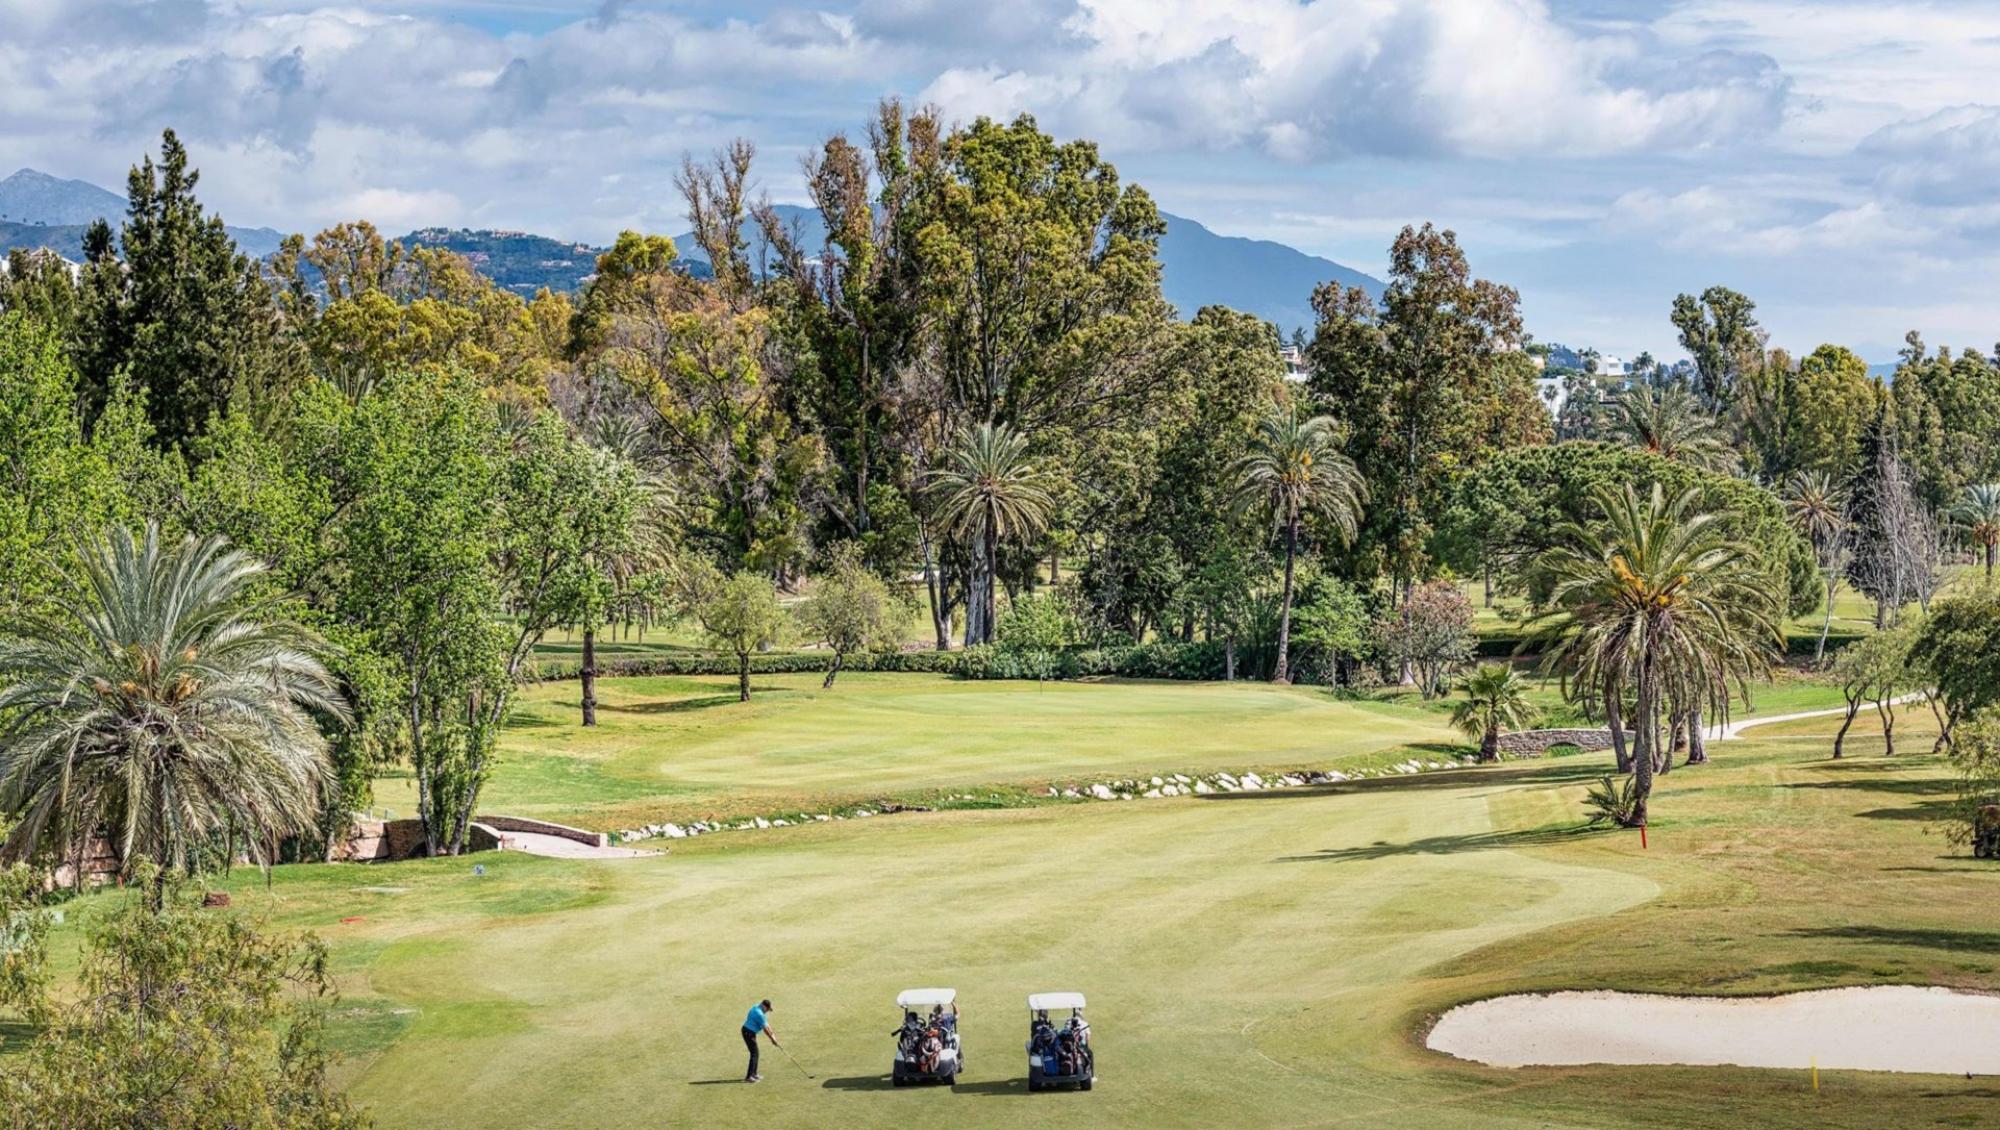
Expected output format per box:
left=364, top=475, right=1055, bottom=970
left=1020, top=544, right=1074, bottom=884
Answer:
left=0, top=169, right=1378, bottom=334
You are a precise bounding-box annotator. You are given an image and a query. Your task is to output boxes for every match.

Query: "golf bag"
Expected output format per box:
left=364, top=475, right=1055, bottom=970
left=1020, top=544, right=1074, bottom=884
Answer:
left=1028, top=1018, right=1059, bottom=1062
left=1054, top=1018, right=1091, bottom=1077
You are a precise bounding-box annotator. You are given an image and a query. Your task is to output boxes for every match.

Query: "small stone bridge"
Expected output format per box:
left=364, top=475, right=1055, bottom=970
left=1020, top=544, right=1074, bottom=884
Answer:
left=1494, top=728, right=1636, bottom=757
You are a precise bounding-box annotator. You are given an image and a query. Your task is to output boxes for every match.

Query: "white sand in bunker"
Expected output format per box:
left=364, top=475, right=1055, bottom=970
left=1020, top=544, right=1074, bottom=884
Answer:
left=1428, top=986, right=2000, bottom=1076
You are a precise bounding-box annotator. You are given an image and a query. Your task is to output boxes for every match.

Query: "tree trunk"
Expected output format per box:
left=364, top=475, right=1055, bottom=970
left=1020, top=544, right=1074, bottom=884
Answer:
left=1273, top=518, right=1298, bottom=684
left=1049, top=550, right=1060, bottom=585
left=1224, top=637, right=1236, bottom=681
left=1482, top=562, right=1494, bottom=608
left=1834, top=696, right=1861, bottom=758
left=738, top=651, right=751, bottom=702
left=1876, top=696, right=1896, bottom=756
left=1686, top=707, right=1707, bottom=765
left=921, top=531, right=950, bottom=650
left=1929, top=692, right=1951, bottom=754
left=1605, top=678, right=1632, bottom=773
left=1480, top=723, right=1498, bottom=763
left=581, top=627, right=598, bottom=727
left=1815, top=574, right=1837, bottom=665
left=823, top=651, right=843, bottom=690
left=1629, top=668, right=1656, bottom=827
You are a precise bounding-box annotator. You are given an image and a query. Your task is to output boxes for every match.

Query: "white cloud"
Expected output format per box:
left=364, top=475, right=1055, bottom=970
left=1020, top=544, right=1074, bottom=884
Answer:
left=910, top=0, right=1792, bottom=161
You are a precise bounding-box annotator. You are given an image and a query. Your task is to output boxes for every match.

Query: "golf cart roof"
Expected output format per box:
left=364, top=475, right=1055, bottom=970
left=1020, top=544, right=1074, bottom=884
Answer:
left=1028, top=992, right=1086, bottom=1011
left=896, top=988, right=956, bottom=1009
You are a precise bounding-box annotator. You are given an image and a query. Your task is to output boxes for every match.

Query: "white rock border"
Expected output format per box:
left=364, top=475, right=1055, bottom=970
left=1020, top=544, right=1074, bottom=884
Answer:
left=604, top=753, right=1480, bottom=846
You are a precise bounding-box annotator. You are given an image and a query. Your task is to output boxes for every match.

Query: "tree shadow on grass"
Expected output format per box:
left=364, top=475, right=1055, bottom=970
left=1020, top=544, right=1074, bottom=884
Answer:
left=1855, top=800, right=1957, bottom=822
left=1275, top=823, right=1604, bottom=863
left=1785, top=925, right=2000, bottom=955
left=1783, top=775, right=1956, bottom=797
left=819, top=1075, right=899, bottom=1092
left=1198, top=761, right=1608, bottom=801
left=606, top=691, right=790, bottom=715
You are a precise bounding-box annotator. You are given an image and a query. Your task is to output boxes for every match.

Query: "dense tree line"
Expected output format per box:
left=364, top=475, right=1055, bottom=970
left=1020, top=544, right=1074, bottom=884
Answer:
left=4, top=111, right=2000, bottom=858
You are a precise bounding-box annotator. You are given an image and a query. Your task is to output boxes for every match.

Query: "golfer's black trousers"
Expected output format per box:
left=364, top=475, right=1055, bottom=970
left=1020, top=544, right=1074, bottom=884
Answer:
left=742, top=1027, right=759, bottom=1078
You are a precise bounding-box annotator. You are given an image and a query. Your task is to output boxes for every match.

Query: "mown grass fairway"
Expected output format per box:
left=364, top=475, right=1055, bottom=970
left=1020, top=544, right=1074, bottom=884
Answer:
left=94, top=689, right=1995, bottom=1129
left=375, top=674, right=1465, bottom=829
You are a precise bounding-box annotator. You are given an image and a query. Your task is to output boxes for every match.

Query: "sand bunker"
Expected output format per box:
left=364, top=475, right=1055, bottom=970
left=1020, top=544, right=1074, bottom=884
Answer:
left=1428, top=986, right=2000, bottom=1075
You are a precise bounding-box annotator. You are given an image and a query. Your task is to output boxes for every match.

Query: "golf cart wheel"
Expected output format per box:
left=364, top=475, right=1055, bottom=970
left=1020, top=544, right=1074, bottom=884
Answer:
left=1080, top=1078, right=1093, bottom=1091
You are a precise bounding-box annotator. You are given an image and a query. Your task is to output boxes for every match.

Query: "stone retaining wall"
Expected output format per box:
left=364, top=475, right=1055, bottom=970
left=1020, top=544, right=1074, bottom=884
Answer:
left=1494, top=728, right=1637, bottom=756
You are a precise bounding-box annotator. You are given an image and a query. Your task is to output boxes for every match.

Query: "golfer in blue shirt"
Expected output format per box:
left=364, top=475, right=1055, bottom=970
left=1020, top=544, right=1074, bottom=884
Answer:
left=742, top=999, right=777, bottom=1082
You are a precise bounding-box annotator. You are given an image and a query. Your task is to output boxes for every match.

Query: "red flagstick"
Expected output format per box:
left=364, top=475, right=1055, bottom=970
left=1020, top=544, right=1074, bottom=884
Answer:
left=1640, top=826, right=1649, bottom=849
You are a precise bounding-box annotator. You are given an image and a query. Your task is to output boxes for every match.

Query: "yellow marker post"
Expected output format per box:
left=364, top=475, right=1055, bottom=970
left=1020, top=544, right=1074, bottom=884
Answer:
left=1811, top=1055, right=1819, bottom=1093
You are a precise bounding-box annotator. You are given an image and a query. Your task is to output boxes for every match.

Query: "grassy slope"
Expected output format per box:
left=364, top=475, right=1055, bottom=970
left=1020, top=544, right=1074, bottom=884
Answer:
left=374, top=674, right=1465, bottom=830
left=128, top=700, right=1993, bottom=1129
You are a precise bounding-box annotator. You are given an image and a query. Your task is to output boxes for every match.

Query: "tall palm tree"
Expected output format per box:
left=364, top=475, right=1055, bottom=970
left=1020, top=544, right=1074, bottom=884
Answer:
left=1607, top=382, right=1736, bottom=473
left=929, top=422, right=1056, bottom=646
left=1950, top=483, right=2000, bottom=580
left=1783, top=470, right=1849, bottom=662
left=1451, top=665, right=1537, bottom=762
left=1526, top=483, right=1780, bottom=826
left=1232, top=407, right=1366, bottom=683
left=0, top=526, right=347, bottom=896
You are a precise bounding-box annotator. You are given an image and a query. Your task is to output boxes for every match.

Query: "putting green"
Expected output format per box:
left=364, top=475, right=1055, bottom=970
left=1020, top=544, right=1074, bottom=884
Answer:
left=373, top=674, right=1464, bottom=829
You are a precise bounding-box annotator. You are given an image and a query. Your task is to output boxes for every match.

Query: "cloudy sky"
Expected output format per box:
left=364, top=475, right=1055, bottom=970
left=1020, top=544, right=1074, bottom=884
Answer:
left=3, top=0, right=1997, bottom=361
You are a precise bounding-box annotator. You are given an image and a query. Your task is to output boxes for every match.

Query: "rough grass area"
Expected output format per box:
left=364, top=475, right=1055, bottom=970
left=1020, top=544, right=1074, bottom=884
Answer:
left=32, top=700, right=1991, bottom=1128
left=372, top=673, right=1465, bottom=830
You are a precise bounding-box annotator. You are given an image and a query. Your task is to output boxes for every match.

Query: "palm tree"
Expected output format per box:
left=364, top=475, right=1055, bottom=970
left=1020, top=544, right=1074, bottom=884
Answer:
left=1950, top=483, right=2000, bottom=580
left=1232, top=407, right=1366, bottom=683
left=1450, top=665, right=1537, bottom=762
left=1783, top=470, right=1849, bottom=662
left=1526, top=483, right=1780, bottom=826
left=929, top=423, right=1056, bottom=646
left=1607, top=382, right=1736, bottom=473
left=0, top=526, right=347, bottom=897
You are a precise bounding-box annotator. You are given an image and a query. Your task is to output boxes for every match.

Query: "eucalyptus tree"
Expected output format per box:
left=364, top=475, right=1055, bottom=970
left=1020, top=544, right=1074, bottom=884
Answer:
left=1232, top=407, right=1365, bottom=683
left=0, top=525, right=346, bottom=896
left=1670, top=286, right=1761, bottom=408
left=1305, top=224, right=1541, bottom=599
left=928, top=423, right=1056, bottom=646
left=1527, top=483, right=1782, bottom=826
left=1950, top=483, right=2000, bottom=580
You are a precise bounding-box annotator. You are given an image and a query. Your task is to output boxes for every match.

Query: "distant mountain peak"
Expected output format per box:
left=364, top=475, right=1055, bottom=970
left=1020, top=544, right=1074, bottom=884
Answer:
left=0, top=168, right=128, bottom=227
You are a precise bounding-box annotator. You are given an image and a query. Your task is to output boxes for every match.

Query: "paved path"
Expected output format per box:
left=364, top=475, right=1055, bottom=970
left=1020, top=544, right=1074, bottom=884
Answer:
left=1706, top=694, right=1925, bottom=742
left=497, top=830, right=658, bottom=859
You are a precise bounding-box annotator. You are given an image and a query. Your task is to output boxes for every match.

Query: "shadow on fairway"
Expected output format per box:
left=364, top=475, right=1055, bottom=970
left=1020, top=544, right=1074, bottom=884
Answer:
left=607, top=691, right=789, bottom=715
left=1783, top=775, right=1955, bottom=796
left=1786, top=924, right=2000, bottom=955
left=1855, top=801, right=1957, bottom=822
left=1199, top=761, right=1607, bottom=801
left=819, top=1075, right=898, bottom=1092
left=687, top=1079, right=746, bottom=1086
left=1276, top=823, right=1602, bottom=863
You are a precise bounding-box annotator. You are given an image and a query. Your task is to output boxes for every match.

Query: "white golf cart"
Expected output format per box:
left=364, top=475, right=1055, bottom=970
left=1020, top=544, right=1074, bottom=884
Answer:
left=891, top=988, right=963, bottom=1087
left=1026, top=991, right=1094, bottom=1091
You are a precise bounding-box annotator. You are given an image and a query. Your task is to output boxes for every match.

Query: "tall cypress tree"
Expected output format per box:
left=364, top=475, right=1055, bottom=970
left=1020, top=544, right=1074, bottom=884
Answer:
left=72, top=130, right=288, bottom=451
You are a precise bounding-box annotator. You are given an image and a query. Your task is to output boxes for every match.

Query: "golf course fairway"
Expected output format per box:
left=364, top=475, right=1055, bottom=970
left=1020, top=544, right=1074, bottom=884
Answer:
left=147, top=678, right=1996, bottom=1130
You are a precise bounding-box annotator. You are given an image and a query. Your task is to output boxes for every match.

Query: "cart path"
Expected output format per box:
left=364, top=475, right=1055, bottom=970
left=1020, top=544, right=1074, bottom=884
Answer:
left=497, top=830, right=658, bottom=859
left=1706, top=694, right=1925, bottom=742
